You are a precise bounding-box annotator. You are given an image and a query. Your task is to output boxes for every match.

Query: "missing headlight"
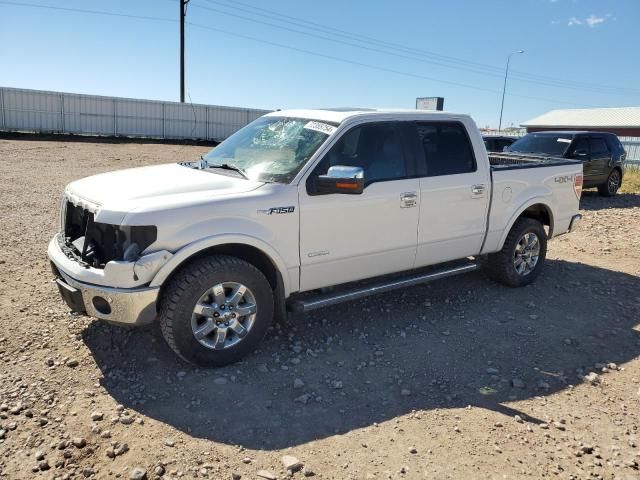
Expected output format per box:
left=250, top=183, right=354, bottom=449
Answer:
left=83, top=224, right=157, bottom=267
left=62, top=201, right=157, bottom=268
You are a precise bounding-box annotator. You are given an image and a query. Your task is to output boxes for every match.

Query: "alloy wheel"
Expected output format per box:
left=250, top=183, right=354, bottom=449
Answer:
left=513, top=232, right=540, bottom=276
left=190, top=282, right=257, bottom=350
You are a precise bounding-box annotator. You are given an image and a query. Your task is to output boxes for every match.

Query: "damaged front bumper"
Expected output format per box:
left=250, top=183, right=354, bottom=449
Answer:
left=48, top=234, right=171, bottom=326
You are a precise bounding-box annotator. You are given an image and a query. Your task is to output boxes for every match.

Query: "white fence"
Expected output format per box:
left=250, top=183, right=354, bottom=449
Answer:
left=0, top=87, right=271, bottom=141
left=621, top=137, right=640, bottom=167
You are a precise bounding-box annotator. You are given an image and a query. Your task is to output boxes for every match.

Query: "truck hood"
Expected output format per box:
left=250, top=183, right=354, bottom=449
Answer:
left=66, top=163, right=264, bottom=209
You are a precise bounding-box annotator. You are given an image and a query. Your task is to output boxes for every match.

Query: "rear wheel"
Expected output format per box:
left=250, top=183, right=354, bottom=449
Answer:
left=598, top=169, right=621, bottom=197
left=159, top=255, right=274, bottom=367
left=485, top=218, right=547, bottom=287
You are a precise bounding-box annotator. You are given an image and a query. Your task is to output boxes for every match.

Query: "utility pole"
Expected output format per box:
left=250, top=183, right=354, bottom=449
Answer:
left=498, top=50, right=524, bottom=133
left=180, top=0, right=190, bottom=103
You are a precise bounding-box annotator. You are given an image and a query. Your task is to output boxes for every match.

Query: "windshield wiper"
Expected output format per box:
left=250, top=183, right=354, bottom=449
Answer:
left=207, top=163, right=249, bottom=179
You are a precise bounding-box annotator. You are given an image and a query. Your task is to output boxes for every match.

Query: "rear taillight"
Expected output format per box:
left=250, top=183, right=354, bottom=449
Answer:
left=574, top=173, right=583, bottom=199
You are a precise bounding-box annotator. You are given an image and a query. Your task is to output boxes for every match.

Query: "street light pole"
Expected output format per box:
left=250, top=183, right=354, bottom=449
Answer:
left=498, top=50, right=524, bottom=133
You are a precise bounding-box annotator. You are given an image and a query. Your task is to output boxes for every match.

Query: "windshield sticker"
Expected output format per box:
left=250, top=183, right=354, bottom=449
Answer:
left=304, top=121, right=336, bottom=135
left=557, top=138, right=572, bottom=143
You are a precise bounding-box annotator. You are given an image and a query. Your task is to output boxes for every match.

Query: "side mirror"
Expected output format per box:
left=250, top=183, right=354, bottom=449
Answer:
left=315, top=165, right=364, bottom=195
left=573, top=149, right=588, bottom=158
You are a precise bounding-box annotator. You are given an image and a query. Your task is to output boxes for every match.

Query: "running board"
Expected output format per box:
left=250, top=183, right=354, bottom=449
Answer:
left=288, top=262, right=480, bottom=313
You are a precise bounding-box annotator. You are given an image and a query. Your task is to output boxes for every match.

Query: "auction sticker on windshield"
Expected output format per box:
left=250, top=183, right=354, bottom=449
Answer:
left=304, top=121, right=337, bottom=135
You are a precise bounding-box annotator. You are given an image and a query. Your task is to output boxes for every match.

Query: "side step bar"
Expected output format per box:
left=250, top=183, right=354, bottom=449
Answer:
left=288, top=262, right=480, bottom=313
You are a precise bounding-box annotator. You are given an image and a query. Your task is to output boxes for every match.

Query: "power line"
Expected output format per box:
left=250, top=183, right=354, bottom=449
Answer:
left=196, top=0, right=640, bottom=97
left=203, top=0, right=640, bottom=95
left=185, top=19, right=606, bottom=108
left=188, top=1, right=514, bottom=82
left=0, top=0, right=174, bottom=23
left=4, top=0, right=637, bottom=97
left=199, top=0, right=508, bottom=75
left=0, top=0, right=615, bottom=107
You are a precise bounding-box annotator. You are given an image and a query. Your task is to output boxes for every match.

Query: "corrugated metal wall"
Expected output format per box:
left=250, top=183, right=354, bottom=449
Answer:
left=0, top=87, right=270, bottom=141
left=620, top=137, right=640, bottom=167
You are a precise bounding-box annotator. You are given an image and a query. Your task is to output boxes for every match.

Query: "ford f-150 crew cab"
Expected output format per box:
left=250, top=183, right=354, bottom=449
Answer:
left=48, top=109, right=583, bottom=366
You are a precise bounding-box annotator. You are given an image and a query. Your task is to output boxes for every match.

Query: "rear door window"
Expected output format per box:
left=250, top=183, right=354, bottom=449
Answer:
left=415, top=122, right=476, bottom=176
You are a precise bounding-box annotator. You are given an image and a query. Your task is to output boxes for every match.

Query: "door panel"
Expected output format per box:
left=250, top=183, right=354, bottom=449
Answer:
left=299, top=179, right=420, bottom=291
left=416, top=173, right=489, bottom=266
left=589, top=137, right=612, bottom=183
left=413, top=121, right=490, bottom=267
left=568, top=138, right=596, bottom=184
left=299, top=121, right=420, bottom=292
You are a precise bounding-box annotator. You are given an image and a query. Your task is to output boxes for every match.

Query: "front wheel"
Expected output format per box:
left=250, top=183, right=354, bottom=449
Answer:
left=485, top=218, right=547, bottom=288
left=159, top=255, right=274, bottom=367
left=597, top=169, right=621, bottom=197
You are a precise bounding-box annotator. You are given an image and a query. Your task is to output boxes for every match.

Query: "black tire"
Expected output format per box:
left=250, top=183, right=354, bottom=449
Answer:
left=485, top=218, right=547, bottom=288
left=597, top=169, right=621, bottom=197
left=159, top=255, right=274, bottom=367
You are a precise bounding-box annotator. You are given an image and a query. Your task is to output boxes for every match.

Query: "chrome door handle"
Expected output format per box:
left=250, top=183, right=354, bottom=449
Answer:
left=400, top=192, right=417, bottom=208
left=471, top=184, right=486, bottom=196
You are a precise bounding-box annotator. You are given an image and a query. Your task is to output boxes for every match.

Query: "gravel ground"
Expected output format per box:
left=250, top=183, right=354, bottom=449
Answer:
left=0, top=136, right=639, bottom=480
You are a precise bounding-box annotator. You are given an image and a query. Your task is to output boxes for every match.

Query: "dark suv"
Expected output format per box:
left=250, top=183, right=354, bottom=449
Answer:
left=507, top=131, right=626, bottom=196
left=483, top=135, right=517, bottom=153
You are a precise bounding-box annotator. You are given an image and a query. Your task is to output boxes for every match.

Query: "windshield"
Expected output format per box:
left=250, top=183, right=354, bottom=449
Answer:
left=508, top=133, right=573, bottom=157
left=202, top=116, right=337, bottom=183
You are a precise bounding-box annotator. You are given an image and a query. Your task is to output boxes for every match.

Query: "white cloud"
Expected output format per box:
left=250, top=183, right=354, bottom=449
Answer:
left=567, top=14, right=609, bottom=28
left=585, top=15, right=605, bottom=27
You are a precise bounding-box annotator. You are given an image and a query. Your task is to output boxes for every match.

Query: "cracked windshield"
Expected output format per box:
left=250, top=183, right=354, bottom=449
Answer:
left=202, top=116, right=336, bottom=183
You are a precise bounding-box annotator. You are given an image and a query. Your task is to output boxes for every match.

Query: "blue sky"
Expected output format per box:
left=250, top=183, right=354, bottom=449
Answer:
left=1, top=0, right=639, bottom=128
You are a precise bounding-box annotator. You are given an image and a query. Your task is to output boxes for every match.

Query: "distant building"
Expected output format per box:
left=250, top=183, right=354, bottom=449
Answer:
left=522, top=107, right=640, bottom=137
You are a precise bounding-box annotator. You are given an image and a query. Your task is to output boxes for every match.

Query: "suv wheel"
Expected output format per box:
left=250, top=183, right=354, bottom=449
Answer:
left=485, top=218, right=547, bottom=287
left=159, top=255, right=274, bottom=367
left=598, top=169, right=621, bottom=197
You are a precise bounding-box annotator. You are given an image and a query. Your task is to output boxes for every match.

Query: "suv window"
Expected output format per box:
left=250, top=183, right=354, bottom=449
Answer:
left=569, top=137, right=589, bottom=157
left=590, top=138, right=610, bottom=157
left=416, top=122, right=476, bottom=176
left=310, top=122, right=408, bottom=186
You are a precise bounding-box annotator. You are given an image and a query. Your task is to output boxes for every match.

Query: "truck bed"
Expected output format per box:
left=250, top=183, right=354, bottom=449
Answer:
left=489, top=152, right=580, bottom=171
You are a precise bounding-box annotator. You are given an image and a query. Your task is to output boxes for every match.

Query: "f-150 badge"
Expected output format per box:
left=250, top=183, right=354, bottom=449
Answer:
left=258, top=206, right=295, bottom=215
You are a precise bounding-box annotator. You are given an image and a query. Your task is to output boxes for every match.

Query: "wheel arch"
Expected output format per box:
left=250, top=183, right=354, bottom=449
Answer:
left=497, top=200, right=554, bottom=251
left=150, top=235, right=292, bottom=300
left=613, top=165, right=624, bottom=180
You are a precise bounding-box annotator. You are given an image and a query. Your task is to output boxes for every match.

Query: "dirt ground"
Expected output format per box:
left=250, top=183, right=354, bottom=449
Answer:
left=0, top=135, right=639, bottom=480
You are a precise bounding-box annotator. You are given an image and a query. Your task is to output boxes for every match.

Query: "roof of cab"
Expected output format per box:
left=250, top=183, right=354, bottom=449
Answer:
left=264, top=108, right=467, bottom=124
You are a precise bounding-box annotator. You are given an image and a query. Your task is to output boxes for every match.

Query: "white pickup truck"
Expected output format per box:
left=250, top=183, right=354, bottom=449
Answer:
left=49, top=109, right=583, bottom=366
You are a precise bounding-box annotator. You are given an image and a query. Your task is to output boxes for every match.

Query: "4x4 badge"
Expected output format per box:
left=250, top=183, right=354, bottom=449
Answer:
left=257, top=206, right=295, bottom=215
